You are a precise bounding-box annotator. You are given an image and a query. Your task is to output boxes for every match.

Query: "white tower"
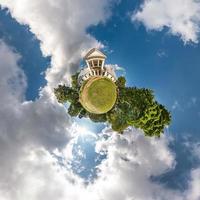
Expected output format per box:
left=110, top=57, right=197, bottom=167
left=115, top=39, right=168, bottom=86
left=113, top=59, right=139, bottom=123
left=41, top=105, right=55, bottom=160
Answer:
left=84, top=48, right=106, bottom=71
left=78, top=48, right=116, bottom=85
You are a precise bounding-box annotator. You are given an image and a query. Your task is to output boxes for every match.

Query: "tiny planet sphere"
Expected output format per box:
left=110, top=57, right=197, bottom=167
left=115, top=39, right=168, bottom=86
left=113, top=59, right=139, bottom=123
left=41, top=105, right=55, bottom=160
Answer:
left=79, top=77, right=117, bottom=114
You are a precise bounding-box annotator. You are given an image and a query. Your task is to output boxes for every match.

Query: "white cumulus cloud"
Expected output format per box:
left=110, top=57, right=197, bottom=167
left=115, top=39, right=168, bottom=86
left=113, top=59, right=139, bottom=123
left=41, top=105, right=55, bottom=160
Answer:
left=0, top=40, right=73, bottom=197
left=132, top=0, right=200, bottom=43
left=186, top=168, right=200, bottom=200
left=93, top=128, right=181, bottom=200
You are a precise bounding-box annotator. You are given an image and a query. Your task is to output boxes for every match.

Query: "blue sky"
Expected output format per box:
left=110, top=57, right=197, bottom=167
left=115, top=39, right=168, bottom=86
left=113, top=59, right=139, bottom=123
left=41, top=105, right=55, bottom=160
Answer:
left=0, top=1, right=200, bottom=200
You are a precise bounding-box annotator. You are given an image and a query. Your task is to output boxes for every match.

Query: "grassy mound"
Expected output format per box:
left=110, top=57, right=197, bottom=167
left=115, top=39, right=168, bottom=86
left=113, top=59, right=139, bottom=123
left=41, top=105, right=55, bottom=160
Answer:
left=79, top=77, right=117, bottom=114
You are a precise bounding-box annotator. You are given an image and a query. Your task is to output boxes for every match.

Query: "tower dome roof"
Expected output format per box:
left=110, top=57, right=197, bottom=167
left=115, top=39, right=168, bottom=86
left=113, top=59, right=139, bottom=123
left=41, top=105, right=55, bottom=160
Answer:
left=84, top=48, right=106, bottom=60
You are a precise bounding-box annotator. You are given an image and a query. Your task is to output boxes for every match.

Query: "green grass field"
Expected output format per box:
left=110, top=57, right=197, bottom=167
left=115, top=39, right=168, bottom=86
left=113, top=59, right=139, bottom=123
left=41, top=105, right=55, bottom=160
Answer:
left=79, top=77, right=117, bottom=114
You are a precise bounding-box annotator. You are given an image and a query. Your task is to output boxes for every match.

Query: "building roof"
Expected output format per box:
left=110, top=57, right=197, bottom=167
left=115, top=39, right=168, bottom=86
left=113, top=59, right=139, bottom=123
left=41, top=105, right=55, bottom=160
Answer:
left=84, top=48, right=106, bottom=60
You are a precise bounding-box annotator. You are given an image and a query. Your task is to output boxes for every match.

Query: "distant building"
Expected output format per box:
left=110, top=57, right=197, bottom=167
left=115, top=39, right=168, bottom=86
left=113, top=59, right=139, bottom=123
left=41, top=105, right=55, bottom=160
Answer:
left=78, top=48, right=117, bottom=85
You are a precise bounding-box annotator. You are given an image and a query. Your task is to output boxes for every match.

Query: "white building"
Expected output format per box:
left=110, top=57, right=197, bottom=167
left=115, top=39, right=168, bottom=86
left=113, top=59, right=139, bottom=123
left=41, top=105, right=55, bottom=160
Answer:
left=78, top=48, right=117, bottom=85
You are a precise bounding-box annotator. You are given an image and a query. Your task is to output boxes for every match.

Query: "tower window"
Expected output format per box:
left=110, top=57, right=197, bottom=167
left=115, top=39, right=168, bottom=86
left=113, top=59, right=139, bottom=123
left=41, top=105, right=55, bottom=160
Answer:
left=93, top=60, right=98, bottom=67
left=89, top=61, right=93, bottom=67
left=99, top=60, right=102, bottom=67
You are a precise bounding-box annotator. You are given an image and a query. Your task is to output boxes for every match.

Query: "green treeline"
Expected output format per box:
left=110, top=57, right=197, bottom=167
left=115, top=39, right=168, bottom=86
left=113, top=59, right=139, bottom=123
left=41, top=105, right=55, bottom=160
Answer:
left=54, top=74, right=171, bottom=137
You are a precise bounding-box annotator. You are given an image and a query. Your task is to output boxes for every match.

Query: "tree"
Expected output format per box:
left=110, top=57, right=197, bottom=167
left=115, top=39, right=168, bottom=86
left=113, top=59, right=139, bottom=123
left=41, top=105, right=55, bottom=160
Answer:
left=68, top=102, right=83, bottom=117
left=88, top=113, right=107, bottom=123
left=131, top=102, right=171, bottom=136
left=116, top=76, right=126, bottom=88
left=71, top=72, right=79, bottom=89
left=54, top=85, right=78, bottom=103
